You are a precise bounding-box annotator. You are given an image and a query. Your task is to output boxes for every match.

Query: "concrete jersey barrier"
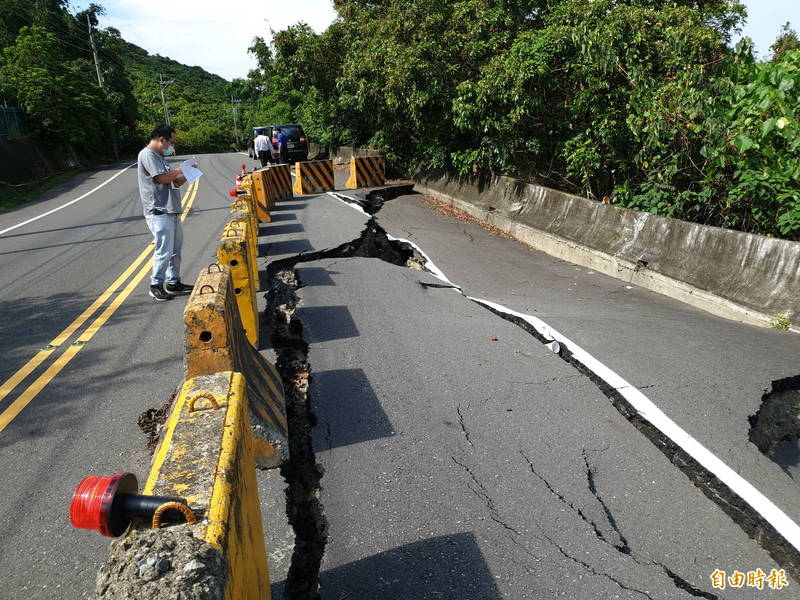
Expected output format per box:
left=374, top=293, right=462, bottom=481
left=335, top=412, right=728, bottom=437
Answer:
left=413, top=169, right=800, bottom=328
left=293, top=159, right=335, bottom=195
left=184, top=266, right=288, bottom=467
left=93, top=372, right=271, bottom=599
left=346, top=155, right=385, bottom=189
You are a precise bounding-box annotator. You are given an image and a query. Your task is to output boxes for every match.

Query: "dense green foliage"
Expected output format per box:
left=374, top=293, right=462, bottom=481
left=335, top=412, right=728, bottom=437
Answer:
left=0, top=0, right=233, bottom=156
left=247, top=0, right=800, bottom=239
left=2, top=1, right=797, bottom=237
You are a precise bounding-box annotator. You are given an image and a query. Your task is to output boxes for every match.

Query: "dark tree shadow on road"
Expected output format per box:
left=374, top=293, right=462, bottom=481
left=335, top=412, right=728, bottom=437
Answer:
left=311, top=368, right=393, bottom=453
left=314, top=533, right=502, bottom=600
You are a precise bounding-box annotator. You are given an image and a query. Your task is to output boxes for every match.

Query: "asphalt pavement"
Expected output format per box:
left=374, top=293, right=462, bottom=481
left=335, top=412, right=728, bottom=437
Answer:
left=0, top=151, right=258, bottom=598
left=259, top=186, right=800, bottom=599
left=2, top=154, right=799, bottom=599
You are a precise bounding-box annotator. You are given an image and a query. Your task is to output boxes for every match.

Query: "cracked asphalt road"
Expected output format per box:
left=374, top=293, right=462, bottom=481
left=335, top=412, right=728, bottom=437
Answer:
left=260, top=189, right=800, bottom=598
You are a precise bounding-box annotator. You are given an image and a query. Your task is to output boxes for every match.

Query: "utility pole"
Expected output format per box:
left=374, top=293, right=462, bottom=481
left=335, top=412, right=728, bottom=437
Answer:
left=159, top=74, right=174, bottom=126
left=86, top=15, right=105, bottom=91
left=230, top=95, right=241, bottom=146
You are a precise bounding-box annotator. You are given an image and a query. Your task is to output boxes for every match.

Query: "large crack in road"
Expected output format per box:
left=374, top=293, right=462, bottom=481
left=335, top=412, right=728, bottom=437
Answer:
left=265, top=190, right=799, bottom=597
left=264, top=218, right=423, bottom=599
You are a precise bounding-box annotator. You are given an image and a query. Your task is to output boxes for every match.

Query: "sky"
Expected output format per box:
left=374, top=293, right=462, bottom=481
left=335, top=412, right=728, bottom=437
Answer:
left=72, top=0, right=799, bottom=82
left=74, top=0, right=338, bottom=81
left=731, top=0, right=800, bottom=59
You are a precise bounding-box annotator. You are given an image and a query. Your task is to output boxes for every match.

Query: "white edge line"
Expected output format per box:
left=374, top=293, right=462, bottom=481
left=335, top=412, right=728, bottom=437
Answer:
left=468, top=296, right=800, bottom=552
left=386, top=235, right=461, bottom=289
left=326, top=191, right=463, bottom=289
left=327, top=191, right=368, bottom=215
left=0, top=163, right=136, bottom=236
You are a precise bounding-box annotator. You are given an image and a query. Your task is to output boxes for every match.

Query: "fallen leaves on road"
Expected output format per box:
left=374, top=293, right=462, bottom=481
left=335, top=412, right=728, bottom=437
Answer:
left=420, top=194, right=519, bottom=243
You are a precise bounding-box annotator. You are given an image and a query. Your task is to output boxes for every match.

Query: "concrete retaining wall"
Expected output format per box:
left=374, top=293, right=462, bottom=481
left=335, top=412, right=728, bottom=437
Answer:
left=308, top=143, right=383, bottom=164
left=0, top=139, right=81, bottom=184
left=413, top=169, right=800, bottom=329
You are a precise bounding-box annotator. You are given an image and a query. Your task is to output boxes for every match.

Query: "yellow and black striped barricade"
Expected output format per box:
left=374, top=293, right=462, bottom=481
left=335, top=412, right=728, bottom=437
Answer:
left=268, top=164, right=293, bottom=201
left=345, top=155, right=385, bottom=189
left=184, top=265, right=288, bottom=467
left=217, top=223, right=259, bottom=347
left=246, top=171, right=272, bottom=223
left=91, top=371, right=271, bottom=599
left=293, top=159, right=335, bottom=195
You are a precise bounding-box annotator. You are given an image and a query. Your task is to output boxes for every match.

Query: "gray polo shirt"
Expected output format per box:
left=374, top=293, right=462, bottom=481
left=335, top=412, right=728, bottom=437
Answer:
left=137, top=147, right=182, bottom=215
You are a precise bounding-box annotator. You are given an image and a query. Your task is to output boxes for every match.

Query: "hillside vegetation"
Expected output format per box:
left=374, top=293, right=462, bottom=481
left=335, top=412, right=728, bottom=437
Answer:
left=1, top=1, right=798, bottom=239
left=0, top=0, right=233, bottom=156
left=239, top=0, right=800, bottom=240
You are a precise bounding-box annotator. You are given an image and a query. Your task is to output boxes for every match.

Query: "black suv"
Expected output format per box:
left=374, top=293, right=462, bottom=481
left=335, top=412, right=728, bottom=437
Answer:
left=248, top=124, right=309, bottom=163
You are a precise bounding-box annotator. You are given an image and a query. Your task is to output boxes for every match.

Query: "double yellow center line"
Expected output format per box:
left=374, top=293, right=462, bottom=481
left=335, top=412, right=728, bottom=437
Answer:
left=0, top=180, right=201, bottom=433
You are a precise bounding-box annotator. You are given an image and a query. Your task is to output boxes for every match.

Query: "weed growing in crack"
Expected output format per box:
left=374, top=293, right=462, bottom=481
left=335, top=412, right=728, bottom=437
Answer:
left=771, top=314, right=791, bottom=330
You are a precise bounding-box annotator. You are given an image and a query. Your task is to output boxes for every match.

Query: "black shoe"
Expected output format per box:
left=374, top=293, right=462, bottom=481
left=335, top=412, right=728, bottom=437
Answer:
left=149, top=285, right=172, bottom=302
left=165, top=281, right=194, bottom=294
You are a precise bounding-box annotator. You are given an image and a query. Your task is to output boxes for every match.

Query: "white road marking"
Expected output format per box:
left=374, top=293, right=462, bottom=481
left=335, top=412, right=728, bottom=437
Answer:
left=330, top=189, right=800, bottom=553
left=0, top=163, right=136, bottom=237
left=328, top=191, right=367, bottom=215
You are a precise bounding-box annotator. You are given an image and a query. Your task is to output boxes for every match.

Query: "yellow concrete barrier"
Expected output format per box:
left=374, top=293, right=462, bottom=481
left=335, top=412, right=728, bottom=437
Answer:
left=217, top=223, right=259, bottom=347
left=185, top=265, right=287, bottom=467
left=240, top=173, right=270, bottom=223
left=293, top=159, right=335, bottom=195
left=268, top=164, right=293, bottom=201
left=143, top=371, right=271, bottom=599
left=345, top=155, right=385, bottom=189
left=228, top=203, right=260, bottom=292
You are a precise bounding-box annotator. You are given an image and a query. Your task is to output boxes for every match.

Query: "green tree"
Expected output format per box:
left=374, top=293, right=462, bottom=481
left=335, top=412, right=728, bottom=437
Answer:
left=0, top=25, right=109, bottom=152
left=771, top=22, right=800, bottom=61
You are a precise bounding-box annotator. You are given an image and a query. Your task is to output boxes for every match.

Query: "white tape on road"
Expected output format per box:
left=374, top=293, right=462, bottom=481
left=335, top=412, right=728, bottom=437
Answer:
left=329, top=189, right=800, bottom=553
left=0, top=163, right=136, bottom=237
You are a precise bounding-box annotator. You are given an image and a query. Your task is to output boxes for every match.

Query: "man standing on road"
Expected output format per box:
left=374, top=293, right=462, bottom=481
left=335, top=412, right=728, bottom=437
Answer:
left=275, top=127, right=289, bottom=164
left=254, top=128, right=276, bottom=167
left=137, top=124, right=194, bottom=302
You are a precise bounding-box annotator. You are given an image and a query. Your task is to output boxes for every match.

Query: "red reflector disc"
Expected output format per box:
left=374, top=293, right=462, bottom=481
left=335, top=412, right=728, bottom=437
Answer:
left=69, top=473, right=137, bottom=537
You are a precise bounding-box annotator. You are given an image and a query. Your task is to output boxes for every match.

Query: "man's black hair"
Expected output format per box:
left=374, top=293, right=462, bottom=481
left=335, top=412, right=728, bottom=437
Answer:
left=274, top=127, right=281, bottom=132
left=150, top=124, right=176, bottom=140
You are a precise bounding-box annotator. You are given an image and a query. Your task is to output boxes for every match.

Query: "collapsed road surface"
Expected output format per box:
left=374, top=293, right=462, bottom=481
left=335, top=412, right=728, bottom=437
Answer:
left=261, top=184, right=800, bottom=599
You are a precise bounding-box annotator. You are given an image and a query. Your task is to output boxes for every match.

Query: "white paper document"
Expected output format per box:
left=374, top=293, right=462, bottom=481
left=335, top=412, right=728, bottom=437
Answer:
left=181, top=159, right=203, bottom=185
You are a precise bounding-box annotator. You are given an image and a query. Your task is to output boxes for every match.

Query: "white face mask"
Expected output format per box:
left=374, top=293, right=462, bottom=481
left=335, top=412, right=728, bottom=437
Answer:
left=164, top=144, right=176, bottom=156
